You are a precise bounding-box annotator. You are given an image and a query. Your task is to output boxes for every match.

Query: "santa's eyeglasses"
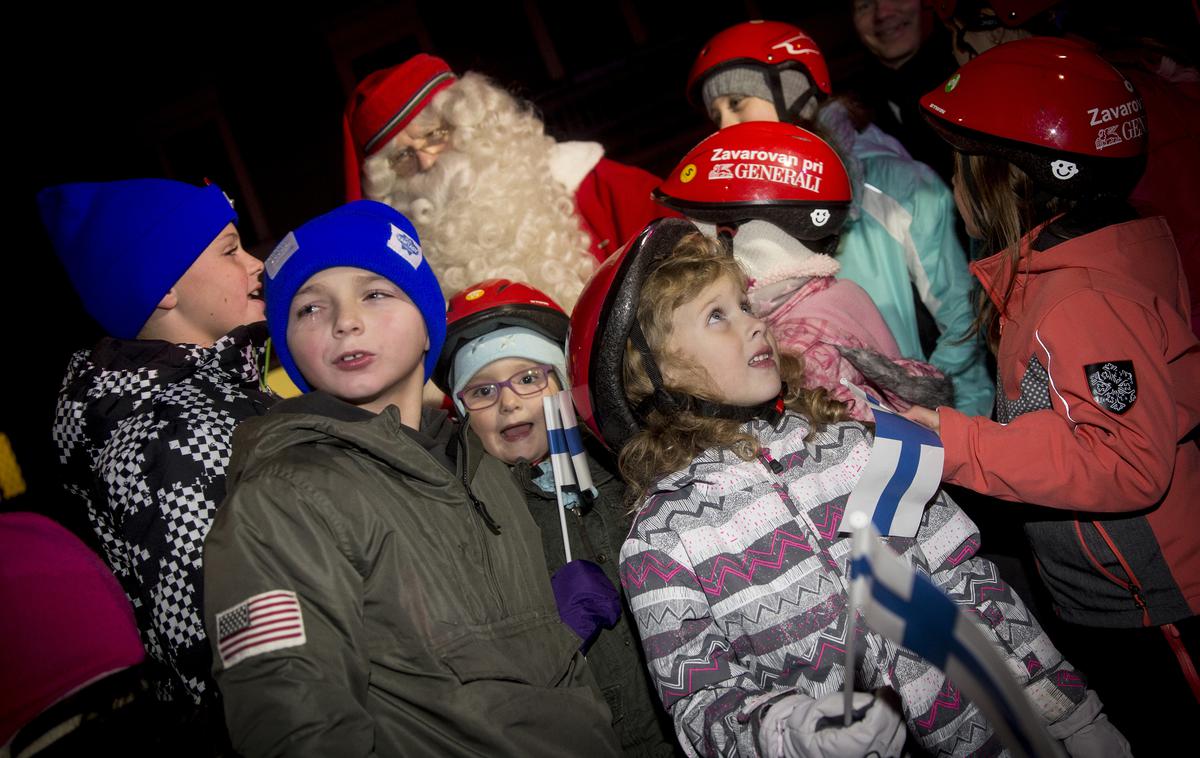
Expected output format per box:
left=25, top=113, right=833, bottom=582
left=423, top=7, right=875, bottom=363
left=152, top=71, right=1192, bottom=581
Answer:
left=388, top=125, right=452, bottom=177
left=456, top=364, right=555, bottom=411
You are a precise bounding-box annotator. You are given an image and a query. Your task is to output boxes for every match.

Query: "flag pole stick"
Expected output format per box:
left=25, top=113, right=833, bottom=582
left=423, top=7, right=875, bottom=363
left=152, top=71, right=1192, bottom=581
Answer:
left=844, top=510, right=871, bottom=726
left=543, top=396, right=573, bottom=564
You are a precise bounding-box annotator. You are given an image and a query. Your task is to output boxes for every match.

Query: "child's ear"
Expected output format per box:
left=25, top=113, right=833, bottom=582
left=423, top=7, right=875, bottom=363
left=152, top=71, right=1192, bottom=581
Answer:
left=156, top=288, right=179, bottom=311
left=425, top=334, right=430, bottom=351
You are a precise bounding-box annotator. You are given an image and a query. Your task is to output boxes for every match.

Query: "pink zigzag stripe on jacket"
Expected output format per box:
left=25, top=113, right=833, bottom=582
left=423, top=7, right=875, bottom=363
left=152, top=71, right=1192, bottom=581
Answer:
left=662, top=646, right=730, bottom=702
left=916, top=679, right=966, bottom=730
left=947, top=538, right=982, bottom=566
left=698, top=529, right=817, bottom=595
left=804, top=639, right=848, bottom=673
left=1054, top=670, right=1086, bottom=690
left=621, top=553, right=694, bottom=590
left=806, top=502, right=845, bottom=541
left=621, top=527, right=817, bottom=595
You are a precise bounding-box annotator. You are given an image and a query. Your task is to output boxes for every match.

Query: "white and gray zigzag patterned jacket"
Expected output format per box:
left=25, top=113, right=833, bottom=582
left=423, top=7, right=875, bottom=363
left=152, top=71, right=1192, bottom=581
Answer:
left=619, top=413, right=1093, bottom=757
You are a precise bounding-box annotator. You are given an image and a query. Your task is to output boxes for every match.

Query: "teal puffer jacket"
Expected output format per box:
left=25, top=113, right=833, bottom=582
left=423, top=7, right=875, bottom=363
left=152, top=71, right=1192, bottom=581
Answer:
left=821, top=102, right=994, bottom=417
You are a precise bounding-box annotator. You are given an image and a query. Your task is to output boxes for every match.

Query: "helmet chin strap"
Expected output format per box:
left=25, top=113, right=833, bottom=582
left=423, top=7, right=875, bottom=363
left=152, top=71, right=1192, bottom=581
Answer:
left=767, top=67, right=822, bottom=125
left=627, top=320, right=787, bottom=427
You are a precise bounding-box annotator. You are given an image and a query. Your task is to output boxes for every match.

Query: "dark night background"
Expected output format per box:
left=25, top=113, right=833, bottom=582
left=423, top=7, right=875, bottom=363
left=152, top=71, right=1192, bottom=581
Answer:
left=7, top=1, right=1198, bottom=530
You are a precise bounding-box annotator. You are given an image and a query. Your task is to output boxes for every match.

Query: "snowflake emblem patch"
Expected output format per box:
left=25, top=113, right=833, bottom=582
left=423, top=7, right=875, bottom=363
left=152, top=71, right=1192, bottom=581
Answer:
left=1085, top=360, right=1137, bottom=414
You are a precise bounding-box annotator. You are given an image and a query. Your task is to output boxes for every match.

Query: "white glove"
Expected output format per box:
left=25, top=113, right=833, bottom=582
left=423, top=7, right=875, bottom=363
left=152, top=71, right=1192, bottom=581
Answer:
left=757, top=690, right=906, bottom=758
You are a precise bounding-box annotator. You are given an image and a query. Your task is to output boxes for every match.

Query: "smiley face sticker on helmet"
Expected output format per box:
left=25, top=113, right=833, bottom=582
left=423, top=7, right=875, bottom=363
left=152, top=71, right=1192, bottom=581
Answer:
left=1050, top=160, right=1079, bottom=180
left=811, top=208, right=830, bottom=226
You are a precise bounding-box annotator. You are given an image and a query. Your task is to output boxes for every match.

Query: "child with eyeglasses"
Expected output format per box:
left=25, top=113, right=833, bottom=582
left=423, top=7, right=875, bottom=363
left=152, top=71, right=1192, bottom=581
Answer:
left=432, top=278, right=682, bottom=757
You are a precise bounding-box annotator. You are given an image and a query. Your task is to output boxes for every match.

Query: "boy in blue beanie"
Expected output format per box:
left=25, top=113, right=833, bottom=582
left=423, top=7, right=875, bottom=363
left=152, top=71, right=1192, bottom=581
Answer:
left=39, top=178, right=276, bottom=746
left=203, top=200, right=620, bottom=757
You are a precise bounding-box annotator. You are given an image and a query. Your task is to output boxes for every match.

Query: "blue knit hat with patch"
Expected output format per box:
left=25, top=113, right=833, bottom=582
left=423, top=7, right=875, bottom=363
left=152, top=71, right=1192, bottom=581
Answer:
left=37, top=179, right=238, bottom=339
left=264, top=200, right=446, bottom=392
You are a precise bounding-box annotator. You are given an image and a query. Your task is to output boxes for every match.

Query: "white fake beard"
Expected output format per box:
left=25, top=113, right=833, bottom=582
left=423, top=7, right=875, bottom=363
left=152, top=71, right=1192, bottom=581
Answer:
left=364, top=137, right=595, bottom=309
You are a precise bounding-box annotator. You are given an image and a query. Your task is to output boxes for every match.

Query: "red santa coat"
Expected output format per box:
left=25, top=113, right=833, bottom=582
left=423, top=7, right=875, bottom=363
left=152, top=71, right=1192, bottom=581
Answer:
left=937, top=217, right=1200, bottom=628
left=552, top=142, right=675, bottom=262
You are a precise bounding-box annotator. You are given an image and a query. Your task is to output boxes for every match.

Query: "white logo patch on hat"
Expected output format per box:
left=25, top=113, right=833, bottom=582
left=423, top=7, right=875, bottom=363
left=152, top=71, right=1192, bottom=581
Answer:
left=1050, top=160, right=1079, bottom=180
left=388, top=223, right=423, bottom=269
left=266, top=232, right=299, bottom=279
left=215, top=590, right=306, bottom=670
left=811, top=208, right=830, bottom=226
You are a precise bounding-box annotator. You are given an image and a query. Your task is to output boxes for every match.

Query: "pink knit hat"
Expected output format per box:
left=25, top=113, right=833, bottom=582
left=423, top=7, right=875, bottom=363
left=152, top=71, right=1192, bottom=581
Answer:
left=0, top=512, right=145, bottom=744
left=342, top=54, right=457, bottom=201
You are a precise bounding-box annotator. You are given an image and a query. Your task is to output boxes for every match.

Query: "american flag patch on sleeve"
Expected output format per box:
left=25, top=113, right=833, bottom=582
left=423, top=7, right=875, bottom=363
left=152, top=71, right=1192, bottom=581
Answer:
left=215, top=590, right=306, bottom=669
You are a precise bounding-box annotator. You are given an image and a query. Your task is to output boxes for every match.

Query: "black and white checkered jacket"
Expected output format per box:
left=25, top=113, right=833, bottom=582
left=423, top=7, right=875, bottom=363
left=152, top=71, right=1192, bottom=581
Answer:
left=52, top=323, right=274, bottom=707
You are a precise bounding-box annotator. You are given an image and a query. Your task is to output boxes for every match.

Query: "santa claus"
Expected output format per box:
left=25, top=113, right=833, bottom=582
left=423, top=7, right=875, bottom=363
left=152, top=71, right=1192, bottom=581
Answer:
left=343, top=54, right=670, bottom=309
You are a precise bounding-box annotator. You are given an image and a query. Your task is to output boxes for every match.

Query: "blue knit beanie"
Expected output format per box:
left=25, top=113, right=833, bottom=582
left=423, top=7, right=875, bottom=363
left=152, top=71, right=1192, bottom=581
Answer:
left=37, top=179, right=238, bottom=339
left=264, top=200, right=446, bottom=392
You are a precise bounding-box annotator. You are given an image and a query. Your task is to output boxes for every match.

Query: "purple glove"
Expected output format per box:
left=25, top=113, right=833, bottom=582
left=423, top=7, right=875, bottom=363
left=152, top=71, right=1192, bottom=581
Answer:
left=550, top=560, right=622, bottom=653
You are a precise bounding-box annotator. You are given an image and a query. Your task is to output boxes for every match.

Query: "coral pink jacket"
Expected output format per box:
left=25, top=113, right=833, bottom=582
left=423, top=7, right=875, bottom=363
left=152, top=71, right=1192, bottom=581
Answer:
left=939, top=217, right=1200, bottom=626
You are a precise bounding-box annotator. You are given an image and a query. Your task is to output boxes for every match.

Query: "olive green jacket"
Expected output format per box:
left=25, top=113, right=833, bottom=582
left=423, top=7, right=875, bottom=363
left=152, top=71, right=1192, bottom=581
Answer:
left=513, top=447, right=682, bottom=758
left=203, top=393, right=619, bottom=757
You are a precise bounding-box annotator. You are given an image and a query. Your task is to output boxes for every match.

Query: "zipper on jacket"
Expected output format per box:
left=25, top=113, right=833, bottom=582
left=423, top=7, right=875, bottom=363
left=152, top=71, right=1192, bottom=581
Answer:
left=759, top=449, right=784, bottom=474
left=454, top=420, right=507, bottom=615
left=1072, top=519, right=1151, bottom=625
left=572, top=508, right=602, bottom=563
left=1075, top=519, right=1200, bottom=699
left=453, top=422, right=502, bottom=535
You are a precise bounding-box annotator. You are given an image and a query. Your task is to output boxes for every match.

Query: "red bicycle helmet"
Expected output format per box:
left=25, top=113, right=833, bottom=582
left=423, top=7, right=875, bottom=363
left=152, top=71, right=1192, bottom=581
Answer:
left=654, top=121, right=852, bottom=254
left=920, top=37, right=1147, bottom=197
left=688, top=20, right=831, bottom=123
left=929, top=0, right=1058, bottom=29
left=432, top=279, right=568, bottom=395
left=567, top=218, right=698, bottom=451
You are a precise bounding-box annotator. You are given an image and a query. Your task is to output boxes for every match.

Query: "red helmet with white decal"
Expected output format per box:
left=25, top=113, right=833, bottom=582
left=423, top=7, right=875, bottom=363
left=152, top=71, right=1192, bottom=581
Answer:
left=653, top=121, right=852, bottom=253
left=567, top=218, right=699, bottom=451
left=432, top=279, right=568, bottom=395
left=929, top=0, right=1058, bottom=29
left=687, top=20, right=831, bottom=123
left=920, top=37, right=1147, bottom=197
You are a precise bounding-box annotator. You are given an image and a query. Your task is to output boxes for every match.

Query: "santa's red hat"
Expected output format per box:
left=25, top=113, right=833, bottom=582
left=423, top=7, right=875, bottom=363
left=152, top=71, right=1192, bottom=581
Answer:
left=342, top=54, right=457, bottom=200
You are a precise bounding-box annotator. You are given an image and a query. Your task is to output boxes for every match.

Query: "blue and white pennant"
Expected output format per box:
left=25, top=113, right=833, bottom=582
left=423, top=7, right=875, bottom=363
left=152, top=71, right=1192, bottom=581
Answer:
left=844, top=514, right=1065, bottom=758
left=839, top=380, right=944, bottom=538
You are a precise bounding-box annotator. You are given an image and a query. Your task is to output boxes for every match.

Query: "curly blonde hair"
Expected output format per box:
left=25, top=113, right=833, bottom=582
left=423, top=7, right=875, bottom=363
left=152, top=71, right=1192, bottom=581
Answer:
left=618, top=232, right=850, bottom=497
left=361, top=72, right=597, bottom=309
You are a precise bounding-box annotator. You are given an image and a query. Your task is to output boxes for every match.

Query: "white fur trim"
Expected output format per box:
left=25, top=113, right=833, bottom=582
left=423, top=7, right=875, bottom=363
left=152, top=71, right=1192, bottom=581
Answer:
left=549, top=141, right=605, bottom=194
left=693, top=219, right=841, bottom=288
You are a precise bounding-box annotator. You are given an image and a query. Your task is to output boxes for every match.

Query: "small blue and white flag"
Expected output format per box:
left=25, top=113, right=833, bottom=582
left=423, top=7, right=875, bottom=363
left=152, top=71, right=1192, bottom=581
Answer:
left=555, top=390, right=596, bottom=497
left=840, top=380, right=943, bottom=538
left=844, top=513, right=1064, bottom=758
left=542, top=390, right=596, bottom=499
left=543, top=391, right=598, bottom=565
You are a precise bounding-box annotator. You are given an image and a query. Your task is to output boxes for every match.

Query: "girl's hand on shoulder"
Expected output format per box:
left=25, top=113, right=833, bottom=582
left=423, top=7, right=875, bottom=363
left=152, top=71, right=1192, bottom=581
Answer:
left=899, top=404, right=941, bottom=434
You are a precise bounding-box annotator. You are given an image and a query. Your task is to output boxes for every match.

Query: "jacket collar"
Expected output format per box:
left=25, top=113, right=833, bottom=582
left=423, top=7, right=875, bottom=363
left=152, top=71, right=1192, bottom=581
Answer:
left=648, top=413, right=810, bottom=495
left=969, top=217, right=1177, bottom=316
left=89, top=321, right=268, bottom=385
